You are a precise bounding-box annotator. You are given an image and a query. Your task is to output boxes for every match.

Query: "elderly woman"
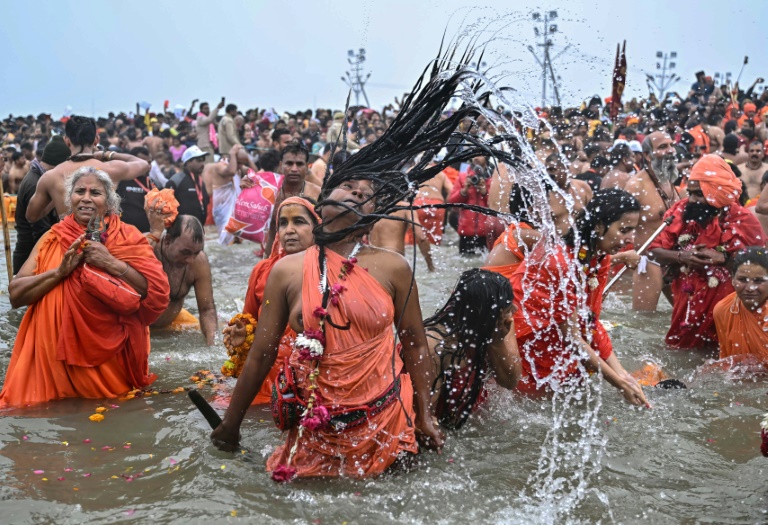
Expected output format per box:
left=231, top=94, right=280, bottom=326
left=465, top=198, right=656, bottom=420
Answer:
left=0, top=167, right=169, bottom=409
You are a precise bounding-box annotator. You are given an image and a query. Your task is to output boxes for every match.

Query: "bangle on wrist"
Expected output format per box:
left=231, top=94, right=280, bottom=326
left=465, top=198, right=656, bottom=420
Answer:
left=116, top=263, right=130, bottom=277
left=146, top=233, right=160, bottom=243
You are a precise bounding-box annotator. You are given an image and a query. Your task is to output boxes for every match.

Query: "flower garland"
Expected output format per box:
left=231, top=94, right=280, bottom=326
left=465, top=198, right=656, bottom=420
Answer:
left=578, top=246, right=600, bottom=291
left=221, top=313, right=256, bottom=378
left=272, top=244, right=361, bottom=483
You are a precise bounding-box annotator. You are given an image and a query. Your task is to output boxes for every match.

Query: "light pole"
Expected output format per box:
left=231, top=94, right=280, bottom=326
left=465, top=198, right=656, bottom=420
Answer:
left=646, top=50, right=680, bottom=100
left=527, top=10, right=564, bottom=107
left=341, top=48, right=371, bottom=108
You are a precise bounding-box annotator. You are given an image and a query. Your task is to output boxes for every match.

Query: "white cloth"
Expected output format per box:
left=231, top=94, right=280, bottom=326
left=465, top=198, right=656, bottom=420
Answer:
left=213, top=174, right=241, bottom=245
left=149, top=161, right=169, bottom=188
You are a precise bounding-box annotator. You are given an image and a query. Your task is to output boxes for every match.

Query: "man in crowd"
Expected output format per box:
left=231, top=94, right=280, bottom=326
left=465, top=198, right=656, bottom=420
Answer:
left=271, top=128, right=294, bottom=152
left=543, top=152, right=593, bottom=237
left=625, top=132, right=681, bottom=311
left=196, top=99, right=225, bottom=163
left=7, top=151, right=29, bottom=194
left=600, top=143, right=635, bottom=190
left=27, top=116, right=150, bottom=221
left=649, top=155, right=763, bottom=348
left=737, top=140, right=767, bottom=200
left=165, top=146, right=209, bottom=226
left=117, top=147, right=154, bottom=233
left=370, top=204, right=435, bottom=272
left=12, top=137, right=70, bottom=273
left=263, top=142, right=321, bottom=254
left=145, top=212, right=218, bottom=346
left=576, top=155, right=610, bottom=192
left=218, top=104, right=240, bottom=155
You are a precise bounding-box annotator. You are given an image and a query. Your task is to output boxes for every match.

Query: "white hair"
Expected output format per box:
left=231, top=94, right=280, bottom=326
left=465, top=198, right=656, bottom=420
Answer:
left=64, top=166, right=121, bottom=215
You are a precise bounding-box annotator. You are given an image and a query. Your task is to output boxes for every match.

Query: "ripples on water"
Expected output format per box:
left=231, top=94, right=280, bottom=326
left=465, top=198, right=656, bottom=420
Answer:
left=1, top=229, right=768, bottom=524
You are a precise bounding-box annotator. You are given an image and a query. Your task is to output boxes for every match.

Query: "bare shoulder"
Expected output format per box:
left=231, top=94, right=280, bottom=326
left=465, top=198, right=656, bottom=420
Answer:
left=363, top=245, right=411, bottom=277
left=305, top=182, right=322, bottom=199
left=572, top=178, right=592, bottom=196
left=272, top=250, right=306, bottom=277
left=624, top=170, right=650, bottom=195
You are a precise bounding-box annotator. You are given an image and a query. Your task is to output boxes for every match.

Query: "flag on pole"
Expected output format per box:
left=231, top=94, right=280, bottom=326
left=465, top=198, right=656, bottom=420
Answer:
left=610, top=41, right=627, bottom=121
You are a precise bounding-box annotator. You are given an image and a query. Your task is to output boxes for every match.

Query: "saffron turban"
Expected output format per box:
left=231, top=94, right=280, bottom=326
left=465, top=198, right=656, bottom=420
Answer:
left=689, top=154, right=742, bottom=208
left=744, top=102, right=757, bottom=113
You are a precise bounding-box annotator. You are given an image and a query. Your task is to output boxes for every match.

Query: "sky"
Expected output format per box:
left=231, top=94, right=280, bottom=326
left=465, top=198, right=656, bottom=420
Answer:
left=1, top=0, right=766, bottom=118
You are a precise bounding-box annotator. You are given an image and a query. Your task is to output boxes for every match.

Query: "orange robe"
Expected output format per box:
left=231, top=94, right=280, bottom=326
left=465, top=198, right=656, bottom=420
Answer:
left=713, top=292, right=768, bottom=361
left=266, top=246, right=417, bottom=478
left=404, top=197, right=446, bottom=245
left=0, top=215, right=170, bottom=409
left=243, top=255, right=295, bottom=405
left=483, top=222, right=531, bottom=279
left=510, top=243, right=612, bottom=389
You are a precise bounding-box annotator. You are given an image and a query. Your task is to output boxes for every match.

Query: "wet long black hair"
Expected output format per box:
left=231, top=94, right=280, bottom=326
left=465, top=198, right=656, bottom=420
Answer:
left=424, top=268, right=514, bottom=430
left=564, top=188, right=640, bottom=262
left=313, top=43, right=529, bottom=246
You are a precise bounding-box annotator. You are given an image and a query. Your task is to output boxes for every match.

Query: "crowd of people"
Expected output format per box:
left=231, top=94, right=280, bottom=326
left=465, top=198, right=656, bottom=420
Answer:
left=1, top=59, right=768, bottom=482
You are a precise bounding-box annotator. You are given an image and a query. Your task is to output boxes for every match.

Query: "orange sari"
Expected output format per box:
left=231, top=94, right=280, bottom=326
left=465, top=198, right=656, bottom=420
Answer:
left=266, top=246, right=417, bottom=478
left=0, top=215, right=170, bottom=409
left=243, top=255, right=296, bottom=405
left=713, top=292, right=768, bottom=361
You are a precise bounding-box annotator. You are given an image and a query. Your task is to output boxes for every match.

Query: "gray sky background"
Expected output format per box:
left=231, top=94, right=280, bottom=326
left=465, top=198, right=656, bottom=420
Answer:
left=2, top=0, right=765, bottom=118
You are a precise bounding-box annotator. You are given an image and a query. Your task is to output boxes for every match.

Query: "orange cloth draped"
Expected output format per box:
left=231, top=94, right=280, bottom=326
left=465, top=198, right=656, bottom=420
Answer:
left=649, top=199, right=763, bottom=348
left=404, top=197, right=446, bottom=245
left=510, top=243, right=612, bottom=389
left=243, top=256, right=295, bottom=405
left=483, top=223, right=532, bottom=279
left=714, top=293, right=768, bottom=361
left=689, top=154, right=742, bottom=208
left=243, top=196, right=317, bottom=404
left=0, top=215, right=169, bottom=409
left=266, top=246, right=417, bottom=478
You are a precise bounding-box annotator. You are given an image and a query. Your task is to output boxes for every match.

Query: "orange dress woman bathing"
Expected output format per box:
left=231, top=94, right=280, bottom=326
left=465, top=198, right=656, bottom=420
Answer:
left=0, top=167, right=169, bottom=409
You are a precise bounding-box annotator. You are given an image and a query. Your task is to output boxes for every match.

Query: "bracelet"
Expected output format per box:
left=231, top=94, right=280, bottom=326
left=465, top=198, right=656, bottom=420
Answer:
left=117, top=263, right=130, bottom=277
left=146, top=233, right=160, bottom=243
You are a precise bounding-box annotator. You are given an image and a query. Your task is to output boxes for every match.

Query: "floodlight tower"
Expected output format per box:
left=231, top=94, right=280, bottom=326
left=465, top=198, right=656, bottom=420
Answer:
left=341, top=48, right=371, bottom=107
left=646, top=50, right=680, bottom=99
left=527, top=10, right=563, bottom=107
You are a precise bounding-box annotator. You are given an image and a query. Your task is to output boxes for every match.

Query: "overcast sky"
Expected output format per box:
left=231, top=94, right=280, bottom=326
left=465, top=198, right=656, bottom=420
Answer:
left=2, top=0, right=766, bottom=118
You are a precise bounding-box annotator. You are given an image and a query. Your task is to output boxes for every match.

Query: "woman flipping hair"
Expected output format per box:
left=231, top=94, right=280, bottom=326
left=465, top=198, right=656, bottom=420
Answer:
left=510, top=188, right=649, bottom=406
left=210, top=42, right=531, bottom=481
left=425, top=269, right=521, bottom=430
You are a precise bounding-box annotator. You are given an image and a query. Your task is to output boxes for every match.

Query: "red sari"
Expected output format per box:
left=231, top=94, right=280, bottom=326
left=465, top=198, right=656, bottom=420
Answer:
left=510, top=243, right=612, bottom=389
left=649, top=199, right=763, bottom=348
left=0, top=215, right=170, bottom=408
left=266, top=246, right=417, bottom=478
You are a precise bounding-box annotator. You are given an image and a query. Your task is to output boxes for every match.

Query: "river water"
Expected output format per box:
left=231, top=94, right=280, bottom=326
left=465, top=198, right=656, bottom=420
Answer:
left=1, top=228, right=767, bottom=524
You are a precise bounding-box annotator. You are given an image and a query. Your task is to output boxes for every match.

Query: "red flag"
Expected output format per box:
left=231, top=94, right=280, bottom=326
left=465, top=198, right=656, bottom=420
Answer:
left=610, top=41, right=627, bottom=121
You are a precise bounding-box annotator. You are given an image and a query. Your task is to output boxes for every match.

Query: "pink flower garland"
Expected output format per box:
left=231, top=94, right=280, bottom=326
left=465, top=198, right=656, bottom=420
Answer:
left=271, top=250, right=358, bottom=483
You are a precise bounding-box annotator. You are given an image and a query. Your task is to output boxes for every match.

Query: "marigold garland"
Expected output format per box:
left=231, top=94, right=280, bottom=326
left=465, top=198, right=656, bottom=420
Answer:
left=221, top=313, right=256, bottom=377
